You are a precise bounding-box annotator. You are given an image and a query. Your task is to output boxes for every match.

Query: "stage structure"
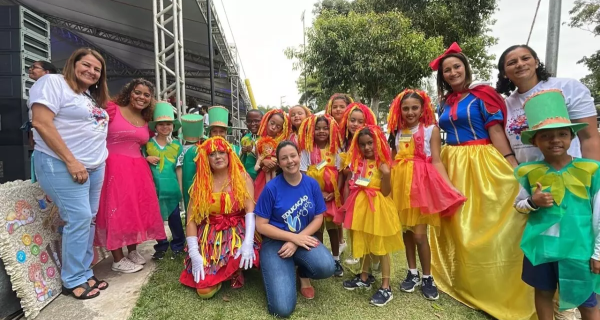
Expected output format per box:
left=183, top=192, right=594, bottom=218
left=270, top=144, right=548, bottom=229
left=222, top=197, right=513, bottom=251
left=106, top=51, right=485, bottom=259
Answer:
left=10, top=0, right=251, bottom=133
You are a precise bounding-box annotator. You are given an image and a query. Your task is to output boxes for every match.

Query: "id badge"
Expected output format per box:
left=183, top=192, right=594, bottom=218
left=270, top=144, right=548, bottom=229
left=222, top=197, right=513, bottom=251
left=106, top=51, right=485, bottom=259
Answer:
left=316, top=160, right=327, bottom=170
left=399, top=133, right=413, bottom=142
left=355, top=177, right=371, bottom=187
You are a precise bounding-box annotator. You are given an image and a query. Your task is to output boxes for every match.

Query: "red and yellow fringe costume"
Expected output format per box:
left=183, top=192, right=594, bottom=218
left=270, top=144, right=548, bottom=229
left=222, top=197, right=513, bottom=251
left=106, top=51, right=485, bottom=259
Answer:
left=388, top=89, right=465, bottom=225
left=298, top=114, right=343, bottom=222
left=335, top=125, right=403, bottom=257
left=180, top=137, right=260, bottom=289
left=254, top=109, right=292, bottom=201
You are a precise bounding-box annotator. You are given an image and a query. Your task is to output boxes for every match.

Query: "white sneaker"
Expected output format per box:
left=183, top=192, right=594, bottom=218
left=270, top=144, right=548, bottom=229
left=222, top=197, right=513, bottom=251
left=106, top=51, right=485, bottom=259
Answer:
left=128, top=250, right=146, bottom=265
left=339, top=242, right=347, bottom=254
left=112, top=257, right=143, bottom=273
left=345, top=257, right=360, bottom=265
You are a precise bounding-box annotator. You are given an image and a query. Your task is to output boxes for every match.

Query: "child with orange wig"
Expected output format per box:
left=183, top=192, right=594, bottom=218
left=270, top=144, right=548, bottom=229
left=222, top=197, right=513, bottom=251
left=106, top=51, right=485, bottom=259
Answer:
left=337, top=102, right=378, bottom=265
left=180, top=136, right=259, bottom=299
left=253, top=109, right=292, bottom=201
left=298, top=114, right=345, bottom=276
left=388, top=89, right=466, bottom=301
left=338, top=125, right=404, bottom=307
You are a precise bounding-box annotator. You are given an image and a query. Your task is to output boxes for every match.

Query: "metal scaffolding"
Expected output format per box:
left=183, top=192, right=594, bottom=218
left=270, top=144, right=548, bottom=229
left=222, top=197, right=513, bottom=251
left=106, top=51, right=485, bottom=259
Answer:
left=40, top=13, right=227, bottom=71
left=196, top=0, right=250, bottom=127
left=153, top=0, right=186, bottom=117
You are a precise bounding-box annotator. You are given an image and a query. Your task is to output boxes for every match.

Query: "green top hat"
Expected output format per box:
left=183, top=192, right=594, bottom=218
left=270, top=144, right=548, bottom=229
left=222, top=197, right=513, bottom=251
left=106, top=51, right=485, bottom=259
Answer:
left=181, top=114, right=204, bottom=143
left=520, top=89, right=587, bottom=145
left=208, top=106, right=229, bottom=129
left=149, top=101, right=181, bottom=132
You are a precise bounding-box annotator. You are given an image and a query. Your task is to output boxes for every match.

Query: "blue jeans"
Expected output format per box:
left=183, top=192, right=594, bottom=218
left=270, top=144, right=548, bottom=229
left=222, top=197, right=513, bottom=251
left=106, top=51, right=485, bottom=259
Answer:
left=34, top=151, right=105, bottom=289
left=154, top=206, right=185, bottom=253
left=260, top=237, right=335, bottom=318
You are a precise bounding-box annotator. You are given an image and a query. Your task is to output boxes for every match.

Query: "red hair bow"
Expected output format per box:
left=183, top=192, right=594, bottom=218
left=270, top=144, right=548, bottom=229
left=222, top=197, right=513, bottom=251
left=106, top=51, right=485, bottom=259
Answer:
left=429, top=42, right=462, bottom=71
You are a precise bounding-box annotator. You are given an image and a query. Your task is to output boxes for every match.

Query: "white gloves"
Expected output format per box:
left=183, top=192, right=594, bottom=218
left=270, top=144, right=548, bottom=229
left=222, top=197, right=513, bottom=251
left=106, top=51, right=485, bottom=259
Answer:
left=235, top=212, right=256, bottom=270
left=186, top=236, right=205, bottom=283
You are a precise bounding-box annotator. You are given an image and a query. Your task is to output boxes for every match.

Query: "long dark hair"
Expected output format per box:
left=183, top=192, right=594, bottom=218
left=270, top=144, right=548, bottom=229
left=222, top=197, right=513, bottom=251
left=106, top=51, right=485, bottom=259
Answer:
left=387, top=92, right=425, bottom=150
left=495, top=45, right=551, bottom=96
left=436, top=53, right=473, bottom=103
left=113, top=78, right=156, bottom=122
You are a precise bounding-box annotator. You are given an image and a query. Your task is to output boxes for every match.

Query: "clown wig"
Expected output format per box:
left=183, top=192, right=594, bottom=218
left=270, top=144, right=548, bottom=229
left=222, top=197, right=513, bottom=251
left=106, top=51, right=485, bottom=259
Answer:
left=339, top=102, right=377, bottom=148
left=387, top=89, right=437, bottom=136
left=188, top=137, right=251, bottom=223
left=343, top=125, right=392, bottom=174
left=297, top=114, right=342, bottom=155
left=257, top=109, right=291, bottom=144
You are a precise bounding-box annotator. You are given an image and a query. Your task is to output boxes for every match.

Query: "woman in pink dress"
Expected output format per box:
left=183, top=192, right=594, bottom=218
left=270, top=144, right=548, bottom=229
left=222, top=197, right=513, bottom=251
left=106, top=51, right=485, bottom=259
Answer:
left=95, top=79, right=165, bottom=273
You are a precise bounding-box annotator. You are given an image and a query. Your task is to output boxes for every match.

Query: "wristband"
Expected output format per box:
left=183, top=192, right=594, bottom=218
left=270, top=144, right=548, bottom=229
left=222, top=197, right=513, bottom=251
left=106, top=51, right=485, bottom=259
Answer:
left=526, top=197, right=539, bottom=210
left=503, top=152, right=515, bottom=158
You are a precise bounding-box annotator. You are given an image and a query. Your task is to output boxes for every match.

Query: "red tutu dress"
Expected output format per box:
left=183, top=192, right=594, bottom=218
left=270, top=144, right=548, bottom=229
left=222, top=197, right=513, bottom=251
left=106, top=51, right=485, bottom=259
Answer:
left=391, top=124, right=466, bottom=227
left=95, top=102, right=165, bottom=250
left=180, top=191, right=260, bottom=289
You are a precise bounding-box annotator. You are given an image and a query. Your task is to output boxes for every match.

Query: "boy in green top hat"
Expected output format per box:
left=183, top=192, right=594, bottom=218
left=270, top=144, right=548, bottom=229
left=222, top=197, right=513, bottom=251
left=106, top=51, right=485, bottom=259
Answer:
left=207, top=105, right=242, bottom=155
left=178, top=114, right=204, bottom=215
left=513, top=90, right=600, bottom=319
left=144, top=101, right=185, bottom=260
left=207, top=106, right=229, bottom=138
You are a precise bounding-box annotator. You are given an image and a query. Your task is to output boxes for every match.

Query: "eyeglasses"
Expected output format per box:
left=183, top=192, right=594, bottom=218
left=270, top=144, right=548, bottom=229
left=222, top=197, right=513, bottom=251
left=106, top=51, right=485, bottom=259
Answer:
left=246, top=120, right=260, bottom=124
left=28, top=66, right=44, bottom=72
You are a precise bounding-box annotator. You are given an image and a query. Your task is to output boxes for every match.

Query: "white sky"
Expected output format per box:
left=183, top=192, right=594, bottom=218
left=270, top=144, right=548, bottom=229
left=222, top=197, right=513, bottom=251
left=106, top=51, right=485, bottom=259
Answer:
left=214, top=0, right=599, bottom=107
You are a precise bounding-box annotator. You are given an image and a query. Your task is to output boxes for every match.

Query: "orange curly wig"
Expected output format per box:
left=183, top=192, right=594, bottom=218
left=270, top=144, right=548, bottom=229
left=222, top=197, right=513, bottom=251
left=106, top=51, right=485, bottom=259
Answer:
left=344, top=125, right=392, bottom=174
left=297, top=114, right=342, bottom=154
left=257, top=109, right=291, bottom=144
left=339, top=102, right=377, bottom=144
left=387, top=89, right=437, bottom=135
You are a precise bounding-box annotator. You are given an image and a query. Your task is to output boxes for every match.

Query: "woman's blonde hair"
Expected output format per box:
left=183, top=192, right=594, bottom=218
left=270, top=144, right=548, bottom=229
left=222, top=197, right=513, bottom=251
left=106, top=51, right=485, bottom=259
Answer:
left=62, top=48, right=110, bottom=108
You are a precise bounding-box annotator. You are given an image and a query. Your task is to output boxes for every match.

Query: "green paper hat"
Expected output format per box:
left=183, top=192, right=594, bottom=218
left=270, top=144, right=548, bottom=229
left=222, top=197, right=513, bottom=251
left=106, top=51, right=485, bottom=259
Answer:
left=520, top=90, right=587, bottom=145
left=180, top=114, right=204, bottom=143
left=149, top=101, right=181, bottom=132
left=208, top=106, right=229, bottom=129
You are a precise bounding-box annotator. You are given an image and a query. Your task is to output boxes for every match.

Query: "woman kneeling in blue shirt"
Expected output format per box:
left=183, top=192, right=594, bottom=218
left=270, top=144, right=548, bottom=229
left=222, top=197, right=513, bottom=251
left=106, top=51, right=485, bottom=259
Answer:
left=255, top=141, right=335, bottom=317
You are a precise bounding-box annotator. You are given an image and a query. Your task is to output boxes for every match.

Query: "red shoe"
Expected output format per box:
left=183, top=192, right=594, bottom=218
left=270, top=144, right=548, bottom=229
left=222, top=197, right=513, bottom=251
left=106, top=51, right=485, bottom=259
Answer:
left=300, top=286, right=315, bottom=300
left=231, top=272, right=245, bottom=289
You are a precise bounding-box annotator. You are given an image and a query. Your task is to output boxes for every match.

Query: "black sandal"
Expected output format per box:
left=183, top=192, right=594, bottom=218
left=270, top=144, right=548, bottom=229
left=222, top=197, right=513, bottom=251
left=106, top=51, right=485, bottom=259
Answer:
left=88, top=276, right=109, bottom=290
left=61, top=283, right=100, bottom=300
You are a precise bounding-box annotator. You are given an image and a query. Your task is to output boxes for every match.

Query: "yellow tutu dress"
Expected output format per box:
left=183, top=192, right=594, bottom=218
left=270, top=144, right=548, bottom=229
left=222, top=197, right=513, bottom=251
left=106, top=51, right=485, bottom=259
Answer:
left=339, top=159, right=404, bottom=257
left=431, top=92, right=534, bottom=319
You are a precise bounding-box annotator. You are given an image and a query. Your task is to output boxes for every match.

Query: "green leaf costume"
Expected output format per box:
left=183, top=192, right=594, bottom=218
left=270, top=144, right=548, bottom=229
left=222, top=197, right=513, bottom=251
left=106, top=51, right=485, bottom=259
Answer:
left=515, top=159, right=600, bottom=310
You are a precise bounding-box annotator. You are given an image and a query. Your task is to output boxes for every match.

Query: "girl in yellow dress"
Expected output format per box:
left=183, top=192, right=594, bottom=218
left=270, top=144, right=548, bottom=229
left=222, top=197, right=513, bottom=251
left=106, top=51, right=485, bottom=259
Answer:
left=388, top=89, right=466, bottom=300
left=339, top=125, right=404, bottom=307
left=298, top=114, right=344, bottom=276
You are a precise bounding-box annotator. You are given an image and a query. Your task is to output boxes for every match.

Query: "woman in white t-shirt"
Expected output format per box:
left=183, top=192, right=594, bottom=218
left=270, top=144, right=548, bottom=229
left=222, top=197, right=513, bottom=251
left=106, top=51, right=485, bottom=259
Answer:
left=497, top=44, right=600, bottom=163
left=29, top=48, right=110, bottom=300
left=496, top=44, right=600, bottom=319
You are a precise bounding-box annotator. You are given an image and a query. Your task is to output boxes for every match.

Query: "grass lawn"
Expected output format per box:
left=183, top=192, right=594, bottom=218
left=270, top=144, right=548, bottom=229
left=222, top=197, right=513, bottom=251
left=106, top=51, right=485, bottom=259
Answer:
left=130, top=238, right=493, bottom=320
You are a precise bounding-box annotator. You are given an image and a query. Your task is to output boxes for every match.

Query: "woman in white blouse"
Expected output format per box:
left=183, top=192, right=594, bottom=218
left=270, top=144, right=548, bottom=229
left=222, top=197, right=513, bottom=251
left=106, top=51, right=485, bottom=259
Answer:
left=30, top=48, right=110, bottom=300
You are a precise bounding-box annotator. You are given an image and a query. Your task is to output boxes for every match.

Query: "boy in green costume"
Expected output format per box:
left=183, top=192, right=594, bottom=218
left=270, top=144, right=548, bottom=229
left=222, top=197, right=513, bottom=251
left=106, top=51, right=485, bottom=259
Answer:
left=240, top=109, right=263, bottom=180
left=144, top=102, right=185, bottom=260
left=182, top=106, right=243, bottom=213
left=513, top=90, right=600, bottom=319
left=179, top=113, right=204, bottom=218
